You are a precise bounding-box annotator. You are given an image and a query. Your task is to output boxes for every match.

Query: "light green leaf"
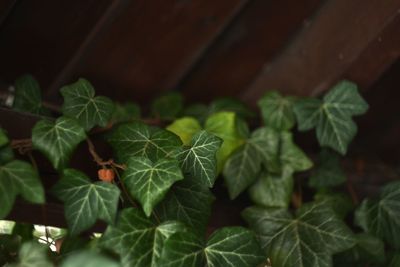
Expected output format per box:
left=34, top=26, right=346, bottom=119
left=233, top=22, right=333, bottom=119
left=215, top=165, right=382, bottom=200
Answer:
left=159, top=226, right=265, bottom=267
left=249, top=169, right=293, bottom=209
left=155, top=177, right=214, bottom=235
left=309, top=149, right=346, bottom=188
left=151, top=92, right=183, bottom=120
left=32, top=117, right=86, bottom=170
left=108, top=122, right=182, bottom=163
left=280, top=131, right=313, bottom=172
left=111, top=102, right=140, bottom=123
left=60, top=251, right=120, bottom=267
left=13, top=75, right=42, bottom=114
left=0, top=128, right=9, bottom=147
left=258, top=91, right=296, bottom=130
left=61, top=78, right=114, bottom=131
left=8, top=241, right=53, bottom=267
left=177, top=130, right=222, bottom=187
left=51, top=169, right=120, bottom=235
left=100, top=208, right=185, bottom=267
left=0, top=160, right=45, bottom=219
left=123, top=157, right=183, bottom=216
left=294, top=80, right=369, bottom=155
left=205, top=112, right=244, bottom=172
left=243, top=203, right=355, bottom=267
left=355, top=180, right=400, bottom=250
left=166, top=117, right=202, bottom=145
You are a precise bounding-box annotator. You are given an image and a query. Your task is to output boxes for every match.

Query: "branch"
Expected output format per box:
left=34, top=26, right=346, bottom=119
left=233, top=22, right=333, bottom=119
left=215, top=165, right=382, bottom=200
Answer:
left=86, top=138, right=126, bottom=170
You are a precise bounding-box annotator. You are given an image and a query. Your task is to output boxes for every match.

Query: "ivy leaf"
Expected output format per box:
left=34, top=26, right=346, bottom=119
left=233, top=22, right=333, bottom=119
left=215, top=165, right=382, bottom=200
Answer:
left=100, top=208, right=185, bottom=267
left=61, top=78, right=114, bottom=131
left=249, top=127, right=280, bottom=172
left=355, top=180, right=400, bottom=249
left=280, top=131, right=313, bottom=172
left=151, top=92, right=183, bottom=120
left=32, top=117, right=86, bottom=171
left=183, top=104, right=209, bottom=124
left=177, top=130, right=222, bottom=188
left=123, top=157, right=183, bottom=216
left=12, top=75, right=42, bottom=114
left=294, top=80, right=369, bottom=155
left=258, top=91, right=296, bottom=130
left=111, top=102, right=140, bottom=123
left=0, top=128, right=9, bottom=147
left=0, top=146, right=14, bottom=165
left=389, top=254, right=400, bottom=267
left=309, top=149, right=346, bottom=188
left=0, top=160, right=45, bottom=219
left=314, top=191, right=353, bottom=219
left=249, top=169, right=294, bottom=209
left=159, top=226, right=265, bottom=267
left=166, top=117, right=202, bottom=145
left=108, top=122, right=182, bottom=163
left=209, top=97, right=255, bottom=118
left=205, top=112, right=244, bottom=172
left=7, top=241, right=53, bottom=267
left=60, top=251, right=120, bottom=267
left=155, top=177, right=214, bottom=235
left=243, top=203, right=355, bottom=267
left=51, top=169, right=120, bottom=235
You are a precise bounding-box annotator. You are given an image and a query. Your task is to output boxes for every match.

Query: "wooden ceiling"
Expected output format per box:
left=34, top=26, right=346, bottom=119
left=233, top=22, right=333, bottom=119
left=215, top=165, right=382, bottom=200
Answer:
left=0, top=0, right=399, bottom=107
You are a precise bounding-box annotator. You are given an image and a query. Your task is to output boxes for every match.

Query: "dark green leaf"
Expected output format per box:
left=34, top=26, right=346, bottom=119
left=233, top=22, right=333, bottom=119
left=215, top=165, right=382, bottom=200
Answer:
left=309, top=149, right=346, bottom=188
left=389, top=254, right=400, bottom=267
left=166, top=117, right=202, bottom=145
left=13, top=75, right=42, bottom=114
left=151, top=92, right=183, bottom=120
left=0, top=160, right=45, bottom=219
left=159, top=227, right=265, bottom=267
left=258, top=91, right=296, bottom=130
left=205, top=112, right=244, bottom=172
left=210, top=97, right=255, bottom=118
left=294, top=80, right=369, bottom=155
left=60, top=251, right=120, bottom=267
left=155, top=177, right=214, bottom=235
left=0, top=128, right=9, bottom=147
left=248, top=127, right=280, bottom=173
left=108, top=122, right=182, bottom=163
left=314, top=191, right=353, bottom=219
left=177, top=130, right=222, bottom=187
left=61, top=78, right=114, bottom=131
left=32, top=117, right=86, bottom=170
left=111, top=102, right=140, bottom=123
left=355, top=180, right=400, bottom=249
left=182, top=104, right=209, bottom=124
left=12, top=223, right=33, bottom=242
left=100, top=208, right=185, bottom=267
left=7, top=241, right=53, bottom=267
left=249, top=169, right=294, bottom=209
left=52, top=169, right=120, bottom=235
left=280, top=131, right=313, bottom=172
left=123, top=157, right=183, bottom=216
left=243, top=203, right=355, bottom=267
left=0, top=146, right=14, bottom=165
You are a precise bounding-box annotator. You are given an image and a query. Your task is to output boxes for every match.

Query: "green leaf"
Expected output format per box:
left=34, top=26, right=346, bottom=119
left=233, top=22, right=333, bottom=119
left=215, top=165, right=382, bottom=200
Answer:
left=355, top=180, right=400, bottom=249
left=60, top=251, right=120, bottom=267
left=333, top=233, right=385, bottom=267
left=155, top=177, right=214, bottom=235
left=309, top=149, right=346, bottom=188
left=177, top=130, right=222, bottom=187
left=183, top=104, right=209, bottom=124
left=294, top=80, right=369, bottom=155
left=51, top=169, right=120, bottom=235
left=111, top=102, right=140, bottom=123
left=0, top=160, right=45, bottom=219
left=61, top=78, right=114, bottom=131
left=249, top=169, right=294, bottom=209
left=108, top=122, right=182, bottom=163
left=151, top=92, right=183, bottom=120
left=0, top=146, right=14, bottom=165
left=13, top=75, right=42, bottom=114
left=314, top=191, right=353, bottom=219
left=249, top=127, right=280, bottom=172
left=0, top=128, right=9, bottom=147
left=258, top=91, right=296, bottom=130
left=159, top=226, right=265, bottom=267
left=166, top=117, right=202, bottom=145
left=8, top=241, right=53, bottom=267
left=389, top=254, right=400, bottom=267
left=243, top=203, right=355, bottom=267
left=100, top=208, right=185, bottom=267
left=209, top=97, right=255, bottom=118
left=123, top=157, right=183, bottom=216
left=280, top=131, right=313, bottom=172
left=32, top=117, right=86, bottom=171
left=205, top=112, right=244, bottom=172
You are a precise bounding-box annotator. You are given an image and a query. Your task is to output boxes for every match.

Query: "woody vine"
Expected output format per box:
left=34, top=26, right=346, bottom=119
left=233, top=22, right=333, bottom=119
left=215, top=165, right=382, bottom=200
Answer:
left=0, top=74, right=399, bottom=267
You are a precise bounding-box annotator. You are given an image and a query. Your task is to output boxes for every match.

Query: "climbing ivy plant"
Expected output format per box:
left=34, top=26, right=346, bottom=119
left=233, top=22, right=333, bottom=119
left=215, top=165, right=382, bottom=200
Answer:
left=1, top=74, right=398, bottom=267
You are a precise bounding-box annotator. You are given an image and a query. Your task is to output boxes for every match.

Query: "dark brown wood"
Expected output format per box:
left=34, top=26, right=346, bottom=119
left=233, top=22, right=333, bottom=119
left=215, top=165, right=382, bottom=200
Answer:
left=180, top=0, right=322, bottom=102
left=76, top=0, right=249, bottom=103
left=242, top=0, right=400, bottom=105
left=0, top=0, right=17, bottom=27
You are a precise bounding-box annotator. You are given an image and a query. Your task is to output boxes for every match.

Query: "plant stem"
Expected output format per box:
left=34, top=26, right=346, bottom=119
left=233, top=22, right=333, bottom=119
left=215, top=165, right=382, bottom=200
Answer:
left=86, top=138, right=126, bottom=170
left=111, top=165, right=137, bottom=209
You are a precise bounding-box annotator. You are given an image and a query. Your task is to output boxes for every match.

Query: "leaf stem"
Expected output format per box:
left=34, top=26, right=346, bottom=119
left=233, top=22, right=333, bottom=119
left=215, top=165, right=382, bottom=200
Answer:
left=111, top=165, right=137, bottom=209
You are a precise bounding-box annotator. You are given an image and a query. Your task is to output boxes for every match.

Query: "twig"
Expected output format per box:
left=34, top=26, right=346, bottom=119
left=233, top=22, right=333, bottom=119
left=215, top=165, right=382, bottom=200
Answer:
left=346, top=180, right=359, bottom=205
left=86, top=138, right=126, bottom=170
left=111, top=165, right=137, bottom=209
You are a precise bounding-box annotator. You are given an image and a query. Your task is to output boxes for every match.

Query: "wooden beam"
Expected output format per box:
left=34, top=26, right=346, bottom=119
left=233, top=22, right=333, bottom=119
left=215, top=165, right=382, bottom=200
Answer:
left=242, top=0, right=400, bottom=105
left=0, top=0, right=17, bottom=27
